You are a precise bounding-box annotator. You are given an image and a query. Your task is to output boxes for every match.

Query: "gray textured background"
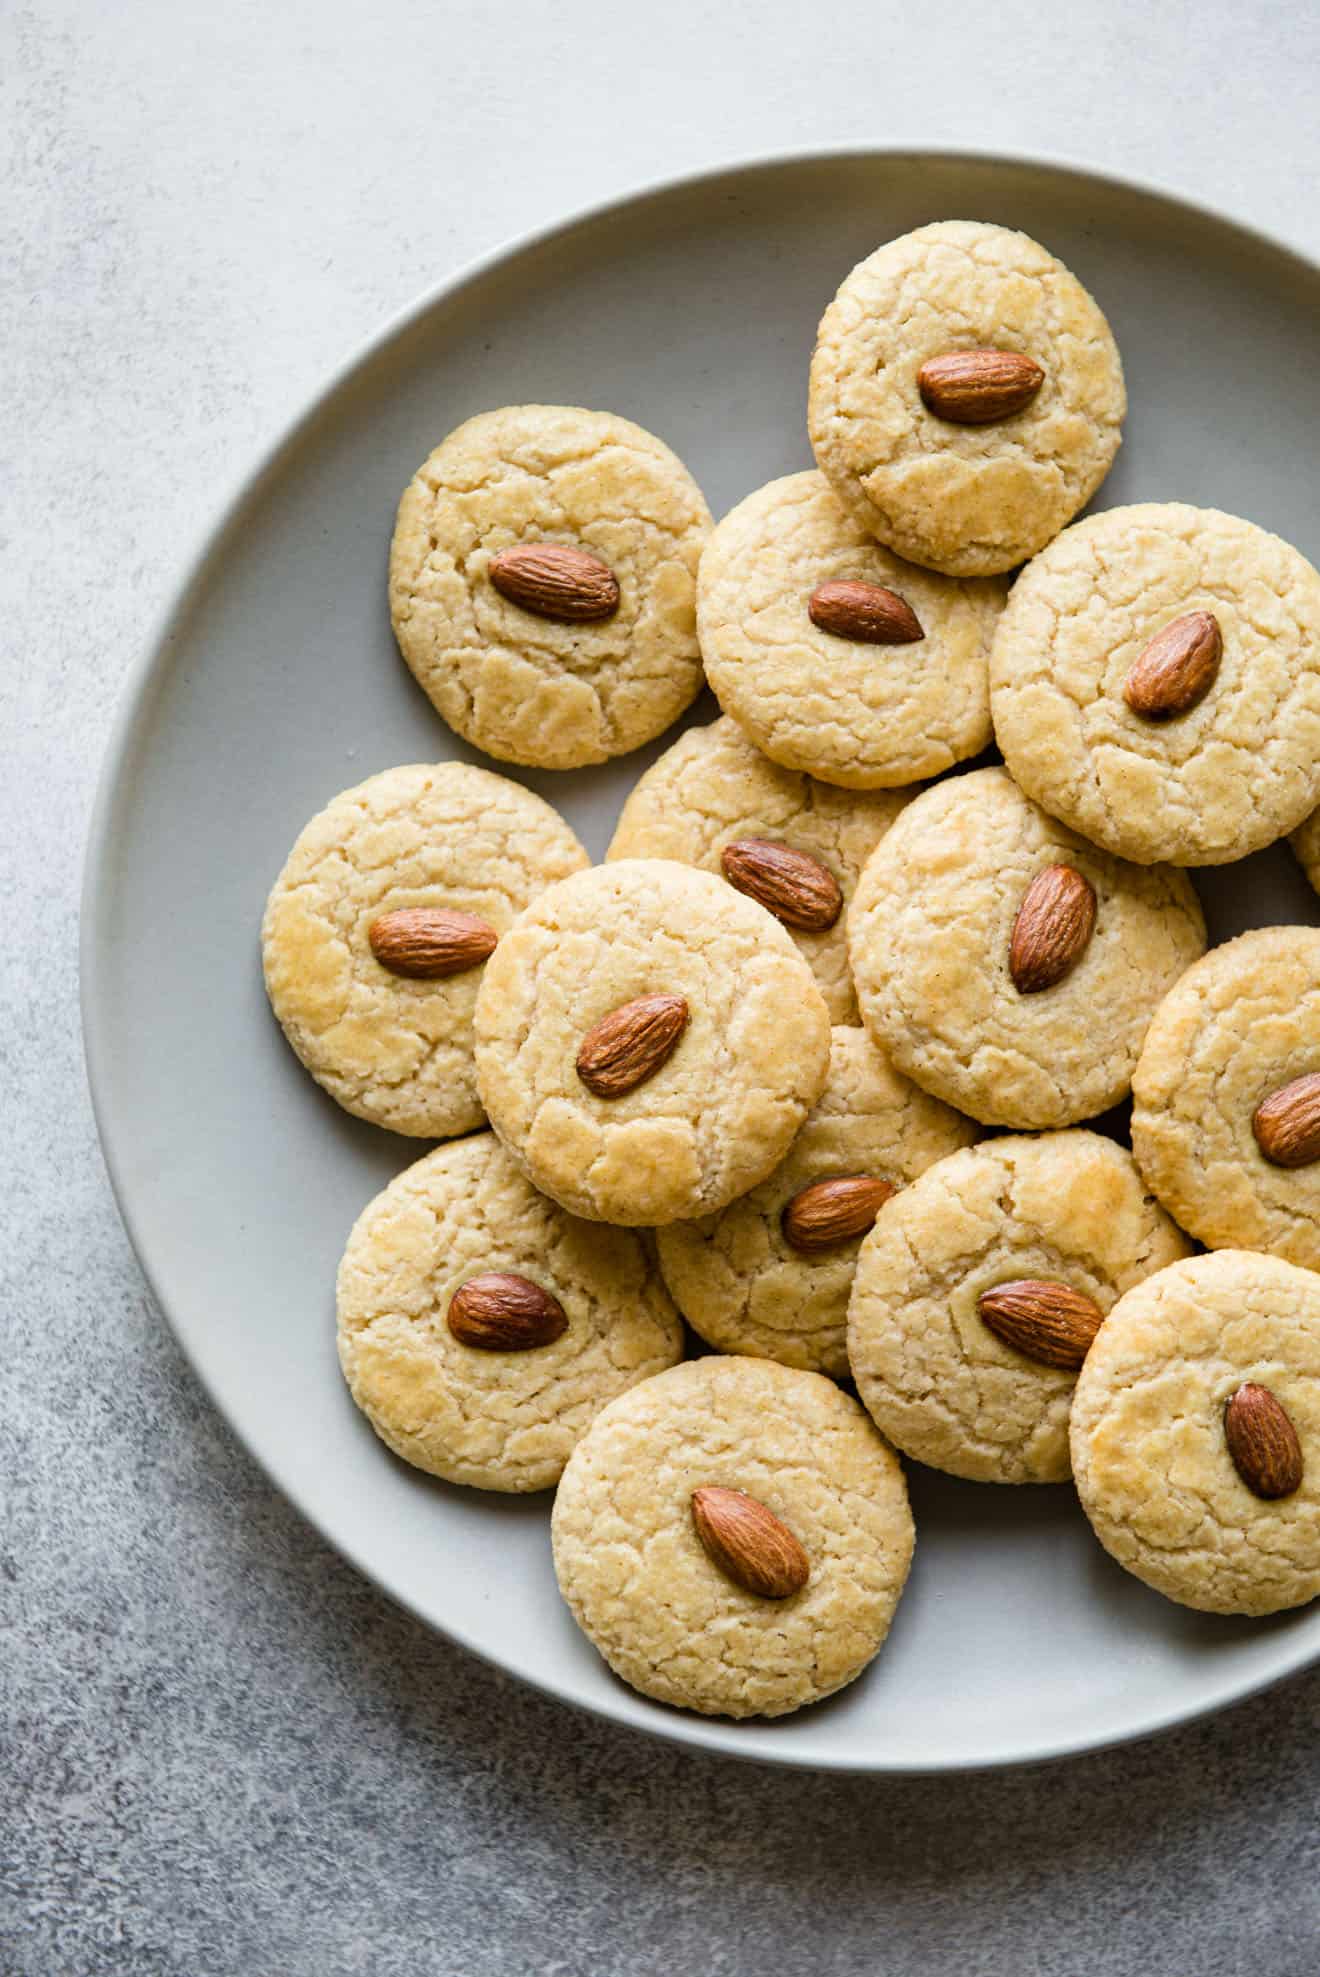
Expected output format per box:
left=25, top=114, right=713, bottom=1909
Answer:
left=7, top=2, right=1320, bottom=1970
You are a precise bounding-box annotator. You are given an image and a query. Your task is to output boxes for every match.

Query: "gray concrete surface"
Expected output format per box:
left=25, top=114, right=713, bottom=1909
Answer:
left=6, top=2, right=1320, bottom=1969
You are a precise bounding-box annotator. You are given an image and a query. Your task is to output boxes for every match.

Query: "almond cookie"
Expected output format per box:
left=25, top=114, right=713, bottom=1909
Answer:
left=808, top=221, right=1125, bottom=577
left=1132, top=927, right=1320, bottom=1271
left=473, top=859, right=831, bottom=1225
left=696, top=472, right=1005, bottom=788
left=550, top=1356, right=914, bottom=1717
left=262, top=763, right=588, bottom=1138
left=655, top=1027, right=976, bottom=1377
left=389, top=405, right=712, bottom=769
left=606, top=715, right=915, bottom=1020
left=1071, top=1251, right=1320, bottom=1615
left=337, top=1133, right=682, bottom=1492
left=848, top=1132, right=1191, bottom=1485
left=992, top=504, right=1320, bottom=865
left=847, top=767, right=1205, bottom=1129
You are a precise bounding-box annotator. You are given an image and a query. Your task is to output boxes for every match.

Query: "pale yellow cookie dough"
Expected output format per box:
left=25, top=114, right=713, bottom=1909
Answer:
left=808, top=220, right=1125, bottom=577
left=848, top=1132, right=1191, bottom=1485
left=846, top=768, right=1206, bottom=1129
left=262, top=763, right=588, bottom=1138
left=1132, top=927, right=1320, bottom=1271
left=606, top=715, right=914, bottom=1020
left=474, top=859, right=831, bottom=1225
left=1071, top=1251, right=1320, bottom=1615
left=550, top=1356, right=914, bottom=1717
left=695, top=472, right=1006, bottom=787
left=389, top=405, right=712, bottom=768
left=336, top=1133, right=682, bottom=1492
left=991, top=503, right=1320, bottom=865
left=655, top=1027, right=977, bottom=1377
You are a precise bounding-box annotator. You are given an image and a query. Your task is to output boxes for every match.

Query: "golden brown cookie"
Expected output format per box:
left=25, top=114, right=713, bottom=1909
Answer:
left=808, top=221, right=1125, bottom=576
left=337, top=1133, right=682, bottom=1491
left=551, top=1356, right=914, bottom=1717
left=389, top=405, right=711, bottom=768
left=262, top=763, right=588, bottom=1137
left=474, top=859, right=832, bottom=1224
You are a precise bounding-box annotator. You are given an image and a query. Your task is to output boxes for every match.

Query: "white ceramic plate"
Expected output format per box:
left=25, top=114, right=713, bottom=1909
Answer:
left=83, top=150, right=1320, bottom=1771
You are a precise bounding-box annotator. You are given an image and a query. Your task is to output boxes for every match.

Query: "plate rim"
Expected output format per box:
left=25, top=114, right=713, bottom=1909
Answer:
left=81, top=142, right=1320, bottom=1774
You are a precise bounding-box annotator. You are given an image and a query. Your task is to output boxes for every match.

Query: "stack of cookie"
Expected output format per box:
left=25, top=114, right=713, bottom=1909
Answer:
left=263, top=221, right=1320, bottom=1721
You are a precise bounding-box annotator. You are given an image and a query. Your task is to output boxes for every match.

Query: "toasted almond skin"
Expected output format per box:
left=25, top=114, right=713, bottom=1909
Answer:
left=368, top=906, right=499, bottom=979
left=488, top=542, right=621, bottom=622
left=917, top=348, right=1045, bottom=424
left=447, top=1272, right=568, bottom=1351
left=1122, top=609, right=1223, bottom=720
left=576, top=993, right=689, bottom=1098
left=720, top=838, right=844, bottom=932
left=781, top=1173, right=896, bottom=1253
left=807, top=579, right=924, bottom=646
left=690, top=1486, right=810, bottom=1599
left=1009, top=865, right=1097, bottom=994
left=1252, top=1073, right=1320, bottom=1168
left=977, top=1278, right=1105, bottom=1370
left=1224, top=1382, right=1304, bottom=1499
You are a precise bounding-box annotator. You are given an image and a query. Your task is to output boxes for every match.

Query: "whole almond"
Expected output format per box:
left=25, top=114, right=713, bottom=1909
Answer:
left=1122, top=609, right=1223, bottom=720
left=720, top=838, right=843, bottom=932
left=690, top=1486, right=810, bottom=1599
left=488, top=542, right=620, bottom=623
left=807, top=579, right=924, bottom=646
left=917, top=349, right=1045, bottom=424
left=978, top=1278, right=1105, bottom=1370
left=1252, top=1073, right=1320, bottom=1168
left=781, top=1174, right=896, bottom=1253
left=447, top=1272, right=568, bottom=1352
left=576, top=993, right=689, bottom=1098
left=1224, top=1382, right=1304, bottom=1499
left=368, top=906, right=499, bottom=979
left=1009, top=865, right=1097, bottom=994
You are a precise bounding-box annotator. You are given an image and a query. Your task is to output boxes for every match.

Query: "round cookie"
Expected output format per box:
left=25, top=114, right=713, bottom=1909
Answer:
left=389, top=405, right=712, bottom=769
left=695, top=472, right=1006, bottom=788
left=473, top=859, right=832, bottom=1225
left=655, top=1027, right=977, bottom=1377
left=606, top=715, right=915, bottom=1020
left=262, top=763, right=589, bottom=1138
left=337, top=1133, right=682, bottom=1492
left=808, top=220, right=1125, bottom=577
left=550, top=1356, right=914, bottom=1717
left=991, top=503, right=1320, bottom=865
left=1290, top=805, right=1320, bottom=895
left=1071, top=1251, right=1320, bottom=1615
left=848, top=1132, right=1192, bottom=1485
left=1132, top=927, right=1320, bottom=1272
left=846, top=766, right=1206, bottom=1129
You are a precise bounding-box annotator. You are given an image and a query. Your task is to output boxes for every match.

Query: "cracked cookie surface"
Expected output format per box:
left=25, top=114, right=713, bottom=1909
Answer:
left=262, top=762, right=588, bottom=1137
left=849, top=1130, right=1193, bottom=1486
left=1132, top=927, right=1320, bottom=1270
left=992, top=503, right=1320, bottom=865
left=808, top=220, right=1125, bottom=577
left=846, top=767, right=1206, bottom=1128
left=389, top=405, right=712, bottom=768
left=550, top=1355, right=914, bottom=1717
left=606, top=715, right=913, bottom=1020
left=1071, top=1251, right=1320, bottom=1614
left=474, top=859, right=832, bottom=1225
left=696, top=472, right=1006, bottom=787
left=848, top=1132, right=1190, bottom=1484
left=336, top=1133, right=682, bottom=1492
left=656, top=1026, right=977, bottom=1377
